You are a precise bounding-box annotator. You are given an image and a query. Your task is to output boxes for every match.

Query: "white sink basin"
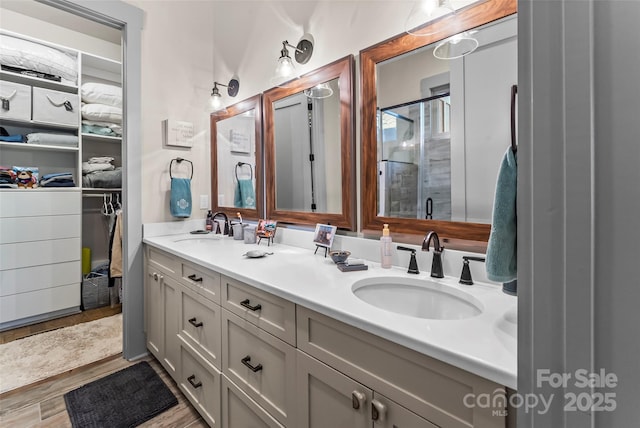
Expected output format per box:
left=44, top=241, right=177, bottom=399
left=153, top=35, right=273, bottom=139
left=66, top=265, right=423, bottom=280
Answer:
left=352, top=277, right=483, bottom=320
left=173, top=235, right=223, bottom=244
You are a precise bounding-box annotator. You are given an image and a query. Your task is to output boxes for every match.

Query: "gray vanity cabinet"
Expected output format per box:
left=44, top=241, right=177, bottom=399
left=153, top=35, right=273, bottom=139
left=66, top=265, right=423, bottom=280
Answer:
left=145, top=247, right=180, bottom=377
left=297, top=341, right=437, bottom=428
left=144, top=244, right=509, bottom=428
left=296, top=350, right=372, bottom=428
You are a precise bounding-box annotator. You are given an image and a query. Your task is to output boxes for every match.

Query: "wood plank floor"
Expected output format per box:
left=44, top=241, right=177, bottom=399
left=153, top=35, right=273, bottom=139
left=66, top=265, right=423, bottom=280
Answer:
left=0, top=354, right=208, bottom=427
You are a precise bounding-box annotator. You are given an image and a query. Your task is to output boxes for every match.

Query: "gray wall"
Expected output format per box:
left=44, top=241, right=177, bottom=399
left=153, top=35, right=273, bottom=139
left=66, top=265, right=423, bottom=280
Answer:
left=519, top=0, right=640, bottom=426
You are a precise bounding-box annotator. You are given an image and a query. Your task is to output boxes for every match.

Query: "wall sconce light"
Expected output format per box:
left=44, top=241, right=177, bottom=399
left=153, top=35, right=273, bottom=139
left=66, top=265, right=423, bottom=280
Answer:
left=304, top=82, right=333, bottom=99
left=207, top=77, right=240, bottom=115
left=270, top=34, right=314, bottom=87
left=433, top=31, right=479, bottom=59
left=405, top=0, right=455, bottom=37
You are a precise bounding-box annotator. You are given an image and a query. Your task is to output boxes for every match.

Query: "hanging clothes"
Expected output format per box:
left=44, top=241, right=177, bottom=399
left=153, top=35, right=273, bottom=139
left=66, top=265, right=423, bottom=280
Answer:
left=109, top=209, right=123, bottom=284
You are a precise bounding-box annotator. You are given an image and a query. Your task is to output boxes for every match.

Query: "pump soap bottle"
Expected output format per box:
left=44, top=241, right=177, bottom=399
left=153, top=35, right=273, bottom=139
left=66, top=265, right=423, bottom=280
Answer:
left=380, top=224, right=393, bottom=269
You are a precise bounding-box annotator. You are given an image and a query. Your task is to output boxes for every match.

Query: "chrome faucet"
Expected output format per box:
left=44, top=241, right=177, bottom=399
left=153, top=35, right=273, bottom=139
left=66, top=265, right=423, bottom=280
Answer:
left=211, top=212, right=230, bottom=235
left=421, top=231, right=444, bottom=278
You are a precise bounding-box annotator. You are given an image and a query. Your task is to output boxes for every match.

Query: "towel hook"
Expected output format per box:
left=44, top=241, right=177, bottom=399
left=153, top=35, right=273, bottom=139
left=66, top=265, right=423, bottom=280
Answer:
left=170, top=157, right=193, bottom=179
left=235, top=162, right=253, bottom=181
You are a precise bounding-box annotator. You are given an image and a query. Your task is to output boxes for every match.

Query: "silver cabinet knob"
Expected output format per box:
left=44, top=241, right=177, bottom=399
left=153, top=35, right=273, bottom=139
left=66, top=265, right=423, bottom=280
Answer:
left=371, top=399, right=387, bottom=421
left=352, top=390, right=366, bottom=410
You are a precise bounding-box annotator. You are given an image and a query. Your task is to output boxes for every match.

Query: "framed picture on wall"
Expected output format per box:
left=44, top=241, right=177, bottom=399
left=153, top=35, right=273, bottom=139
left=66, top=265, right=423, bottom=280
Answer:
left=313, top=224, right=337, bottom=248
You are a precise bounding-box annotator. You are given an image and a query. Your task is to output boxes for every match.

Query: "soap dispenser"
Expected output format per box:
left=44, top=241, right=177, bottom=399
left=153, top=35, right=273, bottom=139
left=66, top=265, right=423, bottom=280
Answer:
left=380, top=224, right=393, bottom=269
left=205, top=210, right=214, bottom=232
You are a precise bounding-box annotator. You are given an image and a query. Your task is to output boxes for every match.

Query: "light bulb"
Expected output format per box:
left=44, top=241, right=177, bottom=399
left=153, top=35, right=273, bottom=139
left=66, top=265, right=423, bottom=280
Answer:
left=275, top=56, right=295, bottom=79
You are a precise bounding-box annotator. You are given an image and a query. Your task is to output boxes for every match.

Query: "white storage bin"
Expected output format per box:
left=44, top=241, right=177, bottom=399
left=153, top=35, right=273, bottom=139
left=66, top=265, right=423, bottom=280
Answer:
left=32, top=86, right=79, bottom=126
left=0, top=80, right=31, bottom=121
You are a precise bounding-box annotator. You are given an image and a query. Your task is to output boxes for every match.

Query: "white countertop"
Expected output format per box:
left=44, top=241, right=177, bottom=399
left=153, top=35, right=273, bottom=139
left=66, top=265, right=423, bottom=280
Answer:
left=143, top=231, right=517, bottom=389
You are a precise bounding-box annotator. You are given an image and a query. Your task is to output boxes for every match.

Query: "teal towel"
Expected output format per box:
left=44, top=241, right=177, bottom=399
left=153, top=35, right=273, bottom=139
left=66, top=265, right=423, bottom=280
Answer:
left=486, top=148, right=517, bottom=282
left=170, top=178, right=192, bottom=218
left=234, top=179, right=256, bottom=208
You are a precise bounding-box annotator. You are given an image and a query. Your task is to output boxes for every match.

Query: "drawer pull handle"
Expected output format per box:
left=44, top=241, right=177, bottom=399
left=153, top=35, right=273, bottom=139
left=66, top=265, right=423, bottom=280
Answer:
left=371, top=399, right=387, bottom=421
left=187, top=375, right=202, bottom=389
left=241, top=356, right=263, bottom=372
left=352, top=391, right=366, bottom=410
left=152, top=272, right=159, bottom=281
left=240, top=299, right=262, bottom=311
left=188, top=274, right=203, bottom=282
left=188, top=317, right=203, bottom=328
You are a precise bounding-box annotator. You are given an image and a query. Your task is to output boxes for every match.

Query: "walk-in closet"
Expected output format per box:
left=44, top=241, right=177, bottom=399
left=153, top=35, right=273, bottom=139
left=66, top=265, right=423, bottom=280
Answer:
left=0, top=0, right=125, bottom=393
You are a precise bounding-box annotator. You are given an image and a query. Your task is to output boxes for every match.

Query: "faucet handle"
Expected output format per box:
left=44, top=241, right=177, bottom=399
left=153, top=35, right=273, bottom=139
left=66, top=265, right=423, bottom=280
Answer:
left=397, top=246, right=419, bottom=274
left=459, top=256, right=486, bottom=285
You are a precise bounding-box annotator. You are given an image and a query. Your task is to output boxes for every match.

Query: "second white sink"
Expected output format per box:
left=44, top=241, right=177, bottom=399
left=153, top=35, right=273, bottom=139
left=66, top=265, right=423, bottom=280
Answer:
left=352, top=276, right=483, bottom=320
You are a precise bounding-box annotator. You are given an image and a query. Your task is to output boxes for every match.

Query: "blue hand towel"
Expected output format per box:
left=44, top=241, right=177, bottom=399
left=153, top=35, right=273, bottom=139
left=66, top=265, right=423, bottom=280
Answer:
left=170, top=177, right=192, bottom=218
left=234, top=179, right=256, bottom=208
left=486, top=148, right=517, bottom=282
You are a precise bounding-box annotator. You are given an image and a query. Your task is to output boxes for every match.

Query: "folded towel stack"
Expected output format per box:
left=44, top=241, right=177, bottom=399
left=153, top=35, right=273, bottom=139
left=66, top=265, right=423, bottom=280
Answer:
left=40, top=172, right=75, bottom=187
left=27, top=132, right=78, bottom=147
left=80, top=82, right=122, bottom=137
left=82, top=156, right=120, bottom=188
left=0, top=166, right=17, bottom=188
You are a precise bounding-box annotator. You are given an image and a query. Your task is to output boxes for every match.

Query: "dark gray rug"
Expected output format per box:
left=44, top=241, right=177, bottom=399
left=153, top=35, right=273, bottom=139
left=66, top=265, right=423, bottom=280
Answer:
left=64, top=361, right=178, bottom=428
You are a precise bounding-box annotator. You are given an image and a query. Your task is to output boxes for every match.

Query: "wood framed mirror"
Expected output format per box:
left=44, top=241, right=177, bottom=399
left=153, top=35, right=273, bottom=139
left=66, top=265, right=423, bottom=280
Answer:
left=360, top=0, right=517, bottom=243
left=264, top=55, right=356, bottom=230
left=210, top=94, right=263, bottom=220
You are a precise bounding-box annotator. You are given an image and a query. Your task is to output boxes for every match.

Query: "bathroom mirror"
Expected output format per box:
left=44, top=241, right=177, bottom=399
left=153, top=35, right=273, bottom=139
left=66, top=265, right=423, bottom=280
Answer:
left=361, top=0, right=516, bottom=242
left=264, top=55, right=355, bottom=229
left=210, top=94, right=263, bottom=220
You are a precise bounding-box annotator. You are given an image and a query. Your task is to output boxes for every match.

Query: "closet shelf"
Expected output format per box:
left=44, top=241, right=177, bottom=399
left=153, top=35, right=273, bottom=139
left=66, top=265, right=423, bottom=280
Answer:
left=0, top=70, right=78, bottom=93
left=1, top=117, right=79, bottom=131
left=0, top=141, right=78, bottom=152
left=81, top=133, right=122, bottom=143
left=82, top=187, right=122, bottom=193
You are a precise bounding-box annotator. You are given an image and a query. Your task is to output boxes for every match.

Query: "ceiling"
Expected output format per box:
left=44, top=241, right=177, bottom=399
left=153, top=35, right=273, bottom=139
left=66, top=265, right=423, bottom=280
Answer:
left=1, top=0, right=121, bottom=44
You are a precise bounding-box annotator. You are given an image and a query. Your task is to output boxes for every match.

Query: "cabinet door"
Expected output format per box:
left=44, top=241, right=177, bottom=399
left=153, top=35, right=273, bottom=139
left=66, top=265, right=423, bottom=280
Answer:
left=222, top=376, right=284, bottom=428
left=145, top=265, right=164, bottom=359
left=297, top=350, right=371, bottom=428
left=162, top=274, right=180, bottom=378
left=372, top=392, right=437, bottom=428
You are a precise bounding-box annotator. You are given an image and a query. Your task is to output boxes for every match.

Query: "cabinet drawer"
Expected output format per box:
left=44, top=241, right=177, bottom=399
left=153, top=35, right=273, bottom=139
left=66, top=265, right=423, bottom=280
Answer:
left=179, top=284, right=222, bottom=370
left=222, top=376, right=284, bottom=428
left=0, top=261, right=80, bottom=297
left=32, top=86, right=79, bottom=126
left=0, top=80, right=31, bottom=121
left=222, top=310, right=296, bottom=427
left=179, top=342, right=222, bottom=428
left=147, top=247, right=180, bottom=278
left=0, top=191, right=80, bottom=217
left=297, top=306, right=506, bottom=428
left=0, top=282, right=80, bottom=324
left=0, top=237, right=80, bottom=270
left=182, top=262, right=221, bottom=303
left=0, top=214, right=80, bottom=244
left=222, top=275, right=295, bottom=346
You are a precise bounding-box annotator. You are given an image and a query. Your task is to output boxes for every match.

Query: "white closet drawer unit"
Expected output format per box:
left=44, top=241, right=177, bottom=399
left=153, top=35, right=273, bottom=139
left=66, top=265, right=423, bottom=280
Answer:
left=222, top=310, right=296, bottom=427
left=0, top=237, right=80, bottom=270
left=179, top=284, right=222, bottom=370
left=179, top=342, right=222, bottom=428
left=0, top=283, right=80, bottom=324
left=222, top=376, right=285, bottom=428
left=0, top=215, right=80, bottom=244
left=0, top=261, right=80, bottom=296
left=147, top=247, right=180, bottom=279
left=181, top=262, right=221, bottom=304
left=0, top=191, right=80, bottom=217
left=0, top=80, right=31, bottom=121
left=222, top=275, right=296, bottom=346
left=32, top=87, right=79, bottom=126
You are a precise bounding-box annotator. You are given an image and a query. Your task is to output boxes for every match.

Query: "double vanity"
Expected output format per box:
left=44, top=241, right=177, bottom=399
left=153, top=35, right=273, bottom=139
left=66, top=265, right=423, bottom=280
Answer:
left=144, top=226, right=516, bottom=428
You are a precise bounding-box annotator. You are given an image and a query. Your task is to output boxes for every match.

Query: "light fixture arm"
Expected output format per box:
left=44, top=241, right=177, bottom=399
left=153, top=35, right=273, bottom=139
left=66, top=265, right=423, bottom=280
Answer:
left=280, top=34, right=314, bottom=65
left=211, top=78, right=240, bottom=97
